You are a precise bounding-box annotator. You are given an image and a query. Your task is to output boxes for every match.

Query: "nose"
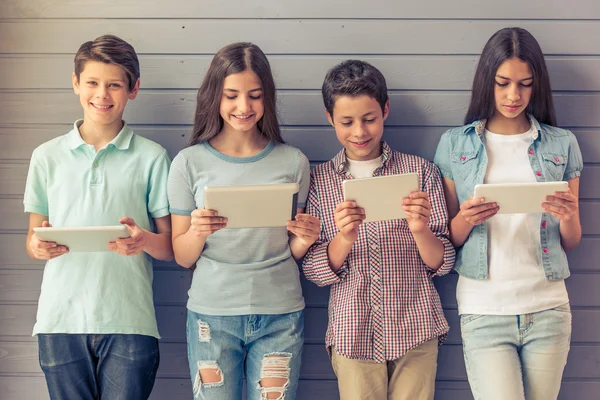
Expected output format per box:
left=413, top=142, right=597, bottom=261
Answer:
left=237, top=96, right=251, bottom=113
left=353, top=121, right=368, bottom=138
left=95, top=85, right=109, bottom=99
left=507, top=83, right=521, bottom=102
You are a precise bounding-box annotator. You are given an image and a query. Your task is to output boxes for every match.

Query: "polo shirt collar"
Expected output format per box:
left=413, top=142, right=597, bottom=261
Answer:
left=66, top=119, right=134, bottom=151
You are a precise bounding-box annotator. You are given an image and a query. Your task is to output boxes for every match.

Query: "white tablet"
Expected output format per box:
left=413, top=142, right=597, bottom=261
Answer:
left=473, top=181, right=569, bottom=214
left=33, top=225, right=130, bottom=253
left=204, top=183, right=299, bottom=229
left=342, top=173, right=419, bottom=223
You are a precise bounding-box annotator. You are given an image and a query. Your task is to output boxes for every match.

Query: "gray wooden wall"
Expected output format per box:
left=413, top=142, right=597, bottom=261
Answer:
left=1, top=1, right=599, bottom=398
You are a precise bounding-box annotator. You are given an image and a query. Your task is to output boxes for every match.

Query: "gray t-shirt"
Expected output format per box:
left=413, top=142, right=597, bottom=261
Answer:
left=167, top=140, right=310, bottom=315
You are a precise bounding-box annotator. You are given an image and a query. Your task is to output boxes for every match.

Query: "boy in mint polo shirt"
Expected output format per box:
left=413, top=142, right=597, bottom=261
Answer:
left=23, top=35, right=173, bottom=400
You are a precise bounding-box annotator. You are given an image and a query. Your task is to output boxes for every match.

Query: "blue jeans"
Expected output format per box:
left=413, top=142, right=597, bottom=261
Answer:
left=186, top=310, right=304, bottom=400
left=460, top=303, right=571, bottom=400
left=38, top=334, right=160, bottom=400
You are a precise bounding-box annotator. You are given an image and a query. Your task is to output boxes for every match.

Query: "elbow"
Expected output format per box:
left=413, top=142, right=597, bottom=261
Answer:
left=174, top=254, right=194, bottom=269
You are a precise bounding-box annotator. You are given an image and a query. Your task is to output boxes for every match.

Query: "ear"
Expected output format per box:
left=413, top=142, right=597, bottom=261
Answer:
left=72, top=72, right=80, bottom=95
left=128, top=78, right=140, bottom=100
left=325, top=108, right=335, bottom=127
left=382, top=100, right=390, bottom=122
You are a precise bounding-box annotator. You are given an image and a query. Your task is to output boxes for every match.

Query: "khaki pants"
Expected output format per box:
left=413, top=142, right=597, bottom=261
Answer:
left=331, top=338, right=438, bottom=400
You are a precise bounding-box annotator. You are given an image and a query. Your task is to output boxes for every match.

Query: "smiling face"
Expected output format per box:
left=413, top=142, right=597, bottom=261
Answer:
left=492, top=57, right=533, bottom=125
left=219, top=69, right=265, bottom=135
left=327, top=94, right=389, bottom=161
left=72, top=60, right=138, bottom=131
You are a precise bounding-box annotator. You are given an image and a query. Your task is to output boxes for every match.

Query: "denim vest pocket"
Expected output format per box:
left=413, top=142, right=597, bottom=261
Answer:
left=541, top=152, right=567, bottom=181
left=451, top=151, right=479, bottom=181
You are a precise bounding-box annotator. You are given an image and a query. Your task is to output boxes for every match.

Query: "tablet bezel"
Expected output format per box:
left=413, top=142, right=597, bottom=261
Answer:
left=342, top=173, right=420, bottom=223
left=203, top=182, right=300, bottom=229
left=33, top=225, right=130, bottom=252
left=473, top=181, right=569, bottom=214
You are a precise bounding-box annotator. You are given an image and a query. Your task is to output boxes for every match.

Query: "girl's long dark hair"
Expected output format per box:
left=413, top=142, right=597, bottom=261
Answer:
left=464, top=27, right=557, bottom=126
left=188, top=42, right=283, bottom=146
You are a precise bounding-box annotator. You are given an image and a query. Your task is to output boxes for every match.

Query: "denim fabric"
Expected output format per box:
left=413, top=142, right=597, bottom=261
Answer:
left=433, top=115, right=583, bottom=280
left=187, top=310, right=304, bottom=400
left=460, top=303, right=571, bottom=400
left=38, top=333, right=159, bottom=400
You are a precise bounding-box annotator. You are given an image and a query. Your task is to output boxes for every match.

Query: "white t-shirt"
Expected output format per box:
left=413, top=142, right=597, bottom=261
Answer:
left=457, top=127, right=569, bottom=315
left=346, top=156, right=382, bottom=178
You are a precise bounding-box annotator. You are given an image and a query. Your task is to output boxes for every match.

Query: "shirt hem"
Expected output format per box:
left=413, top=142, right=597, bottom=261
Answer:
left=32, top=325, right=160, bottom=339
left=187, top=302, right=305, bottom=316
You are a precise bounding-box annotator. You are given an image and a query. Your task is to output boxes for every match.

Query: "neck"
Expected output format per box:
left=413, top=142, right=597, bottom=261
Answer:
left=485, top=112, right=530, bottom=135
left=79, top=119, right=123, bottom=150
left=209, top=125, right=269, bottom=157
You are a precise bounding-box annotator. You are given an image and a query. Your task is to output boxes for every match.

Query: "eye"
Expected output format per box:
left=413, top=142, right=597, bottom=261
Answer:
left=364, top=118, right=376, bottom=124
left=520, top=82, right=533, bottom=88
left=495, top=81, right=508, bottom=87
left=109, top=83, right=122, bottom=88
left=340, top=121, right=352, bottom=127
left=249, top=95, right=262, bottom=100
left=224, top=95, right=237, bottom=100
left=86, top=81, right=97, bottom=85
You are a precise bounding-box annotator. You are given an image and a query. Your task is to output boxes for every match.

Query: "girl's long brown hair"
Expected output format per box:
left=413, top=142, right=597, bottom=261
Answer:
left=188, top=42, right=283, bottom=146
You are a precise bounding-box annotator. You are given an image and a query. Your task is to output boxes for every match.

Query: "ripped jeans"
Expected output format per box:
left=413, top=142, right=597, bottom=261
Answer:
left=186, top=309, right=304, bottom=400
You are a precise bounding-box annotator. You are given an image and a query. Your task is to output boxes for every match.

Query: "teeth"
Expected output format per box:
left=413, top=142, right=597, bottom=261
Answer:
left=234, top=115, right=251, bottom=119
left=93, top=104, right=111, bottom=109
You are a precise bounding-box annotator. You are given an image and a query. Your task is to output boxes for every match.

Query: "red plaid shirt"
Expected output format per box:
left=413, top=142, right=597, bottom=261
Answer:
left=302, top=141, right=455, bottom=362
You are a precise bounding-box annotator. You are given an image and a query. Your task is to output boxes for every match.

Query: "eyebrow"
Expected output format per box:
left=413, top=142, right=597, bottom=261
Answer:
left=496, top=74, right=533, bottom=81
left=223, top=88, right=263, bottom=93
left=340, top=111, right=377, bottom=119
left=84, top=76, right=126, bottom=82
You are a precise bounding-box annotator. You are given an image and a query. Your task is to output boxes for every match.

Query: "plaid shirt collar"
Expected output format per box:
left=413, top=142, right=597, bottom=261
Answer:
left=331, top=141, right=393, bottom=176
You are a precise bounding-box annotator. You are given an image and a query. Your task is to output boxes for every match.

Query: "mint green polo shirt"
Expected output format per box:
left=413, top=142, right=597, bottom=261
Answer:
left=24, top=120, right=170, bottom=338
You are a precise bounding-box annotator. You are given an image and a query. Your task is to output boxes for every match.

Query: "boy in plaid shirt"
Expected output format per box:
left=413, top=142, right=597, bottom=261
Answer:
left=302, top=60, right=455, bottom=400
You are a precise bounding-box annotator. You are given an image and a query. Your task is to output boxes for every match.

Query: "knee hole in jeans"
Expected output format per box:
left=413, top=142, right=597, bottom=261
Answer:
left=258, top=353, right=292, bottom=400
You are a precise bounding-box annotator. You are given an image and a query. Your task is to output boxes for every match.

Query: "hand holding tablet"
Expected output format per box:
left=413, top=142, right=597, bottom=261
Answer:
left=203, top=182, right=299, bottom=229
left=342, top=173, right=420, bottom=223
left=33, top=224, right=130, bottom=253
left=473, top=181, right=569, bottom=214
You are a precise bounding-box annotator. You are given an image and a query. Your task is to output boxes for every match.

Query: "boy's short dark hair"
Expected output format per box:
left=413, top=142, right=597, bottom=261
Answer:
left=322, top=60, right=389, bottom=116
left=74, top=34, right=140, bottom=92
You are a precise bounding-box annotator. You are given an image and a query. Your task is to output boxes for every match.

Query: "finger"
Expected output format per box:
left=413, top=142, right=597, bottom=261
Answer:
left=288, top=225, right=319, bottom=236
left=335, top=201, right=358, bottom=213
left=461, top=196, right=486, bottom=211
left=474, top=208, right=499, bottom=224
left=41, top=220, right=52, bottom=228
left=336, top=207, right=365, bottom=219
left=408, top=191, right=429, bottom=200
left=119, top=216, right=136, bottom=226
left=402, top=205, right=430, bottom=219
left=193, top=216, right=228, bottom=225
left=35, top=240, right=59, bottom=249
left=338, top=214, right=366, bottom=228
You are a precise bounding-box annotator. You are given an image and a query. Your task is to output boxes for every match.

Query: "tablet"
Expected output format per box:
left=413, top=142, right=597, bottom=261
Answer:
left=33, top=225, right=130, bottom=253
left=342, top=173, right=419, bottom=223
left=204, top=183, right=299, bottom=229
left=473, top=181, right=569, bottom=214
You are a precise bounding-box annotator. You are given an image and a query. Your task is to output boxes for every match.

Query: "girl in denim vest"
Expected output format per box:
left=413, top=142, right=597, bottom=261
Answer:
left=434, top=27, right=583, bottom=400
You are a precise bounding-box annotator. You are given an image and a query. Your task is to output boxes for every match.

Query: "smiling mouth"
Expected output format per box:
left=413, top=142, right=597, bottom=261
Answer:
left=232, top=114, right=254, bottom=121
left=350, top=139, right=371, bottom=147
left=91, top=103, right=113, bottom=110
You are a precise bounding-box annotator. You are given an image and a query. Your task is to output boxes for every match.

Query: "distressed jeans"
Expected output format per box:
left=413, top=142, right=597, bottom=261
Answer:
left=186, top=309, right=304, bottom=400
left=38, top=333, right=160, bottom=400
left=460, top=303, right=572, bottom=400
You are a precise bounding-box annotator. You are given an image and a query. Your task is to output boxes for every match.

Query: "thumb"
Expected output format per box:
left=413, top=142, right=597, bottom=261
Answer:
left=42, top=220, right=52, bottom=228
left=119, top=216, right=136, bottom=228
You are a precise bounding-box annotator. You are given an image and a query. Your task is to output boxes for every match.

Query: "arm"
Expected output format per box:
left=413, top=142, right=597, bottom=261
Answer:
left=26, top=213, right=68, bottom=260
left=543, top=177, right=582, bottom=252
left=287, top=208, right=321, bottom=260
left=442, top=178, right=498, bottom=247
left=171, top=209, right=227, bottom=268
left=108, top=215, right=174, bottom=261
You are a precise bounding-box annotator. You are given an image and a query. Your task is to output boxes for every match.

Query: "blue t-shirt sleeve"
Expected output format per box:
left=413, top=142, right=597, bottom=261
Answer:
left=147, top=150, right=171, bottom=219
left=295, top=150, right=310, bottom=208
left=23, top=150, right=49, bottom=216
left=433, top=130, right=454, bottom=180
left=564, top=130, right=583, bottom=180
left=167, top=152, right=196, bottom=216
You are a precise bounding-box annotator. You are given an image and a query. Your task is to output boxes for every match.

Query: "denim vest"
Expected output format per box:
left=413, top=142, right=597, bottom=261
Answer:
left=433, top=115, right=583, bottom=280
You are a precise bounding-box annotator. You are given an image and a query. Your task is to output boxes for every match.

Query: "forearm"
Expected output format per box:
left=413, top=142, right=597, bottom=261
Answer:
left=172, top=229, right=207, bottom=268
left=327, top=233, right=354, bottom=273
left=142, top=230, right=174, bottom=261
left=412, top=227, right=445, bottom=270
left=289, top=235, right=311, bottom=260
left=25, top=231, right=36, bottom=259
left=449, top=211, right=475, bottom=247
left=560, top=217, right=582, bottom=252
